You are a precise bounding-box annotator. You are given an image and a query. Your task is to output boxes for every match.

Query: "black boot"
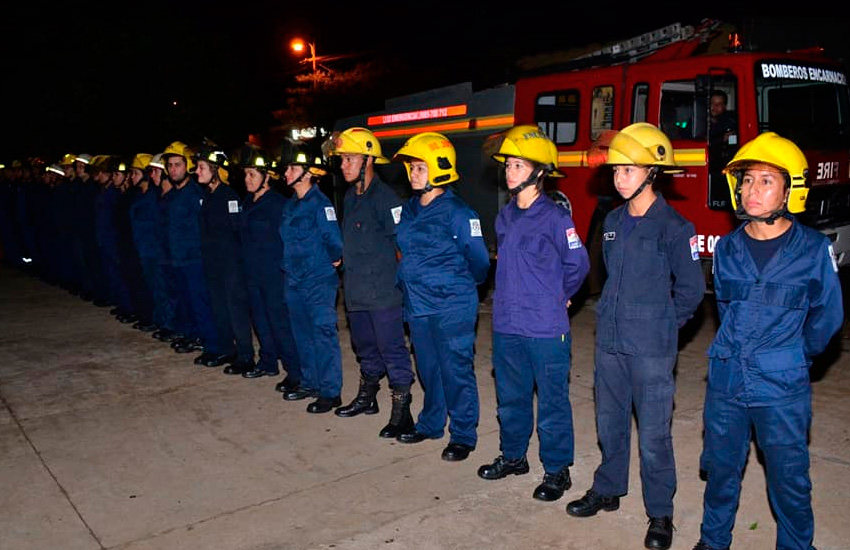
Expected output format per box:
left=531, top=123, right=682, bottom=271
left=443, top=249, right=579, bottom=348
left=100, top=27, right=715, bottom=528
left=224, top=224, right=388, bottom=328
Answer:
left=335, top=375, right=380, bottom=418
left=379, top=387, right=415, bottom=438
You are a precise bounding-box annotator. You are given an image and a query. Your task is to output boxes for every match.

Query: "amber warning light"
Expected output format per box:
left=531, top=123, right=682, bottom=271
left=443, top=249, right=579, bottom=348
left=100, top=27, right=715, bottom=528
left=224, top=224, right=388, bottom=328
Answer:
left=368, top=104, right=468, bottom=126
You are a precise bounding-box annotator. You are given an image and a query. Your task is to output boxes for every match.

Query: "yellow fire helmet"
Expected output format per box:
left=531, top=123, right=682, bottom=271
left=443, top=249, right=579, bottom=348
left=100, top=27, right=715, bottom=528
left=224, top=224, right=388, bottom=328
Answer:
left=327, top=127, right=389, bottom=164
left=491, top=125, right=565, bottom=177
left=392, top=132, right=459, bottom=186
left=131, top=153, right=153, bottom=171
left=59, top=153, right=77, bottom=166
left=604, top=122, right=682, bottom=173
left=161, top=140, right=195, bottom=172
left=723, top=131, right=809, bottom=215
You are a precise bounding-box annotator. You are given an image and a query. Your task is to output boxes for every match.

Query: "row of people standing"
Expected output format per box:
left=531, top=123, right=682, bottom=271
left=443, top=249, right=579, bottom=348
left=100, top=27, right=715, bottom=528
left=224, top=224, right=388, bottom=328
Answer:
left=2, top=121, right=842, bottom=550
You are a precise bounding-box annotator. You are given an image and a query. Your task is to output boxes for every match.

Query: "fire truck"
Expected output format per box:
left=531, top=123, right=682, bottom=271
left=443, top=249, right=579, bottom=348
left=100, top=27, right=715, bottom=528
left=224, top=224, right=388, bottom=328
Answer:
left=333, top=19, right=850, bottom=293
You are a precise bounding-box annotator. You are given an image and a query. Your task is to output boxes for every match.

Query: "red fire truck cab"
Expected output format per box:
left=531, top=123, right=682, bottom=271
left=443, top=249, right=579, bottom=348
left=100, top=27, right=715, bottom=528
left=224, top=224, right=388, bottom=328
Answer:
left=515, top=19, right=850, bottom=291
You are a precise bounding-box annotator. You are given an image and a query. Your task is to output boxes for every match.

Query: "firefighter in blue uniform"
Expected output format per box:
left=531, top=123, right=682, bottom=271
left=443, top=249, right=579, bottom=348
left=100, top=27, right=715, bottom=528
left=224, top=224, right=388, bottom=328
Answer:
left=328, top=127, right=417, bottom=439
left=237, top=143, right=301, bottom=384
left=477, top=125, right=590, bottom=502
left=127, top=153, right=159, bottom=332
left=92, top=155, right=124, bottom=311
left=392, top=132, right=491, bottom=462
left=160, top=141, right=219, bottom=357
left=278, top=140, right=345, bottom=414
left=693, top=133, right=844, bottom=550
left=194, top=143, right=255, bottom=372
left=566, top=123, right=705, bottom=550
left=151, top=153, right=182, bottom=344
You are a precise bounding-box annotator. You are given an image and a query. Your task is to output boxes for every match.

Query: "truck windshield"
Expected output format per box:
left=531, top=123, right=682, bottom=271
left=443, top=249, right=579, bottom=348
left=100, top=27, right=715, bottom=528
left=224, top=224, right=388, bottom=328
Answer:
left=755, top=59, right=850, bottom=149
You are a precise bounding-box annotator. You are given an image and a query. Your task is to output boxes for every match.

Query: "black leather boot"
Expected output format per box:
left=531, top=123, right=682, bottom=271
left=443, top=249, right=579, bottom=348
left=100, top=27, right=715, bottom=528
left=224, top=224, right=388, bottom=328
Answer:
left=334, top=375, right=380, bottom=417
left=379, top=387, right=414, bottom=438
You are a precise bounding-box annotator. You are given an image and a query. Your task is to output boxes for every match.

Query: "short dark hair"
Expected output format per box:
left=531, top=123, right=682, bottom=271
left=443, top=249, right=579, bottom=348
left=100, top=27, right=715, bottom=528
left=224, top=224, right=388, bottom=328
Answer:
left=711, top=90, right=728, bottom=103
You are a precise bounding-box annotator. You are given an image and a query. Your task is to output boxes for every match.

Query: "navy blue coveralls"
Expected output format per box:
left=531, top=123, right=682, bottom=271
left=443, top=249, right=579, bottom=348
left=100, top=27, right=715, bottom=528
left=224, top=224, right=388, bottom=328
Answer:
left=699, top=219, right=843, bottom=550
left=166, top=179, right=218, bottom=350
left=155, top=186, right=179, bottom=333
left=241, top=189, right=300, bottom=377
left=130, top=183, right=164, bottom=328
left=199, top=183, right=254, bottom=363
left=115, top=186, right=146, bottom=317
left=395, top=187, right=490, bottom=448
left=492, top=193, right=589, bottom=474
left=94, top=182, right=127, bottom=309
left=341, top=175, right=413, bottom=388
left=279, top=184, right=344, bottom=399
left=592, top=194, right=705, bottom=518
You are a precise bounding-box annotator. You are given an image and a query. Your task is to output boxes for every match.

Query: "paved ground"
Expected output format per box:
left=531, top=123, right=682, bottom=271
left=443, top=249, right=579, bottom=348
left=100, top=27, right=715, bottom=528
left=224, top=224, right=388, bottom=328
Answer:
left=1, top=265, right=848, bottom=550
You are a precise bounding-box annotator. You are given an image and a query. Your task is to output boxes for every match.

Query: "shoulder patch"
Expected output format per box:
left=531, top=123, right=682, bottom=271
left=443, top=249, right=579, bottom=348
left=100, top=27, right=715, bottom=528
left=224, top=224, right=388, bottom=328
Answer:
left=469, top=218, right=482, bottom=237
left=689, top=235, right=700, bottom=261
left=228, top=200, right=240, bottom=214
left=603, top=231, right=616, bottom=241
left=828, top=244, right=839, bottom=273
left=391, top=205, right=402, bottom=225
left=566, top=227, right=582, bottom=249
left=324, top=206, right=337, bottom=222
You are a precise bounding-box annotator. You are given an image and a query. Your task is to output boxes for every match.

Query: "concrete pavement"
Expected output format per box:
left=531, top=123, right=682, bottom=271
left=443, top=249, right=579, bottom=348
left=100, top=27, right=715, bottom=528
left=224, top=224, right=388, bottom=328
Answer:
left=1, top=265, right=848, bottom=550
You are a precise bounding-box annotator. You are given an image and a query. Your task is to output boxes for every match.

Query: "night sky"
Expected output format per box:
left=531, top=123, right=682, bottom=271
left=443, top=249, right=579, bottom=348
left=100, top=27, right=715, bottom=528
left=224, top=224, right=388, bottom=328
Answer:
left=2, top=2, right=849, bottom=165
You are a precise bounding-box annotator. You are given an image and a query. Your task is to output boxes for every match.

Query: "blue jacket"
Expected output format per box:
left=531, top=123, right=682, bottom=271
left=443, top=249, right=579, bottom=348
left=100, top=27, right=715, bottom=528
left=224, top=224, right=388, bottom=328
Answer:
left=493, top=193, right=589, bottom=338
left=240, top=189, right=286, bottom=285
left=707, top=219, right=843, bottom=405
left=94, top=184, right=121, bottom=250
left=396, top=187, right=490, bottom=318
left=129, top=185, right=160, bottom=259
left=165, top=179, right=204, bottom=267
left=279, top=184, right=342, bottom=286
left=199, top=183, right=243, bottom=269
left=341, top=175, right=404, bottom=311
left=595, top=195, right=705, bottom=356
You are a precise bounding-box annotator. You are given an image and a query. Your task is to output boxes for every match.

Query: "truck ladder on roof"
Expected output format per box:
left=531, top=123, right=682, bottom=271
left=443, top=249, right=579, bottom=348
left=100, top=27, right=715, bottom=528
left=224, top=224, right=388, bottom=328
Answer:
left=571, top=19, right=722, bottom=67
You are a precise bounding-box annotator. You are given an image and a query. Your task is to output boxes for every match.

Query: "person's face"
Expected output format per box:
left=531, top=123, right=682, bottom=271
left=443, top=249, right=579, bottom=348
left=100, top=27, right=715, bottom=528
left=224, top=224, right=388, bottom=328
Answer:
left=284, top=164, right=307, bottom=186
left=130, top=168, right=144, bottom=186
left=74, top=161, right=86, bottom=177
left=244, top=167, right=266, bottom=193
left=407, top=160, right=429, bottom=190
left=340, top=153, right=365, bottom=184
left=739, top=163, right=788, bottom=217
left=113, top=171, right=127, bottom=187
left=612, top=164, right=651, bottom=199
left=504, top=156, right=535, bottom=190
left=150, top=166, right=163, bottom=185
left=710, top=95, right=727, bottom=118
left=195, top=160, right=214, bottom=184
left=166, top=155, right=187, bottom=181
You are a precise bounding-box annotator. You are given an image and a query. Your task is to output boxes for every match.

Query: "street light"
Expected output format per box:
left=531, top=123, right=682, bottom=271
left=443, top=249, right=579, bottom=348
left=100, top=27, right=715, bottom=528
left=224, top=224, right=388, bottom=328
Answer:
left=290, top=38, right=318, bottom=87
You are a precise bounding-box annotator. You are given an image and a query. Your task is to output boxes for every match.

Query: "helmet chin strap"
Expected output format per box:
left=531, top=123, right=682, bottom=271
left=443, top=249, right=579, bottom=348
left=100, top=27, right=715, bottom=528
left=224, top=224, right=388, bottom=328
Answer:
left=733, top=172, right=790, bottom=225
left=623, top=167, right=657, bottom=201
left=735, top=207, right=787, bottom=225
left=288, top=167, right=309, bottom=187
left=412, top=182, right=435, bottom=196
left=508, top=166, right=543, bottom=196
